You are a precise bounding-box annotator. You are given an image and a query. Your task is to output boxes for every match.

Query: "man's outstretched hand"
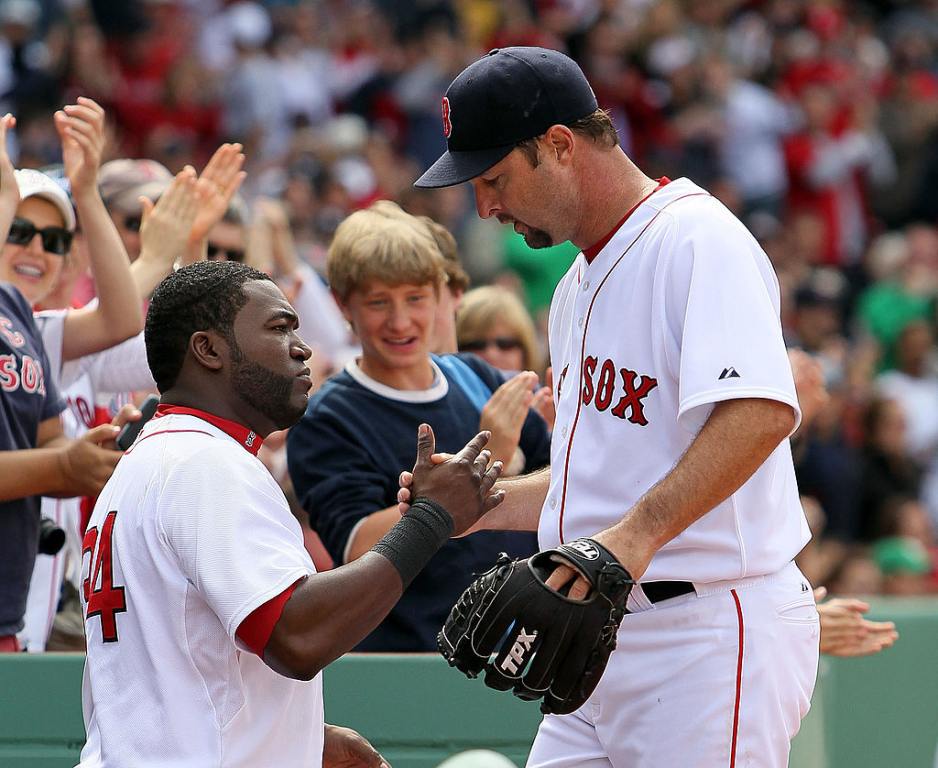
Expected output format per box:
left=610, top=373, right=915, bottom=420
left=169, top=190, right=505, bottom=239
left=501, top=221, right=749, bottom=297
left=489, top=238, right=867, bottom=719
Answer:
left=408, top=424, right=504, bottom=536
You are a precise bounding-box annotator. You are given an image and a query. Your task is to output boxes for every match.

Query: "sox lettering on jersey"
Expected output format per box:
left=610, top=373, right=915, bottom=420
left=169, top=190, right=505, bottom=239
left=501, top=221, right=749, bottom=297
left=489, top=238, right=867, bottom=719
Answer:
left=581, top=355, right=658, bottom=426
left=0, top=353, right=47, bottom=395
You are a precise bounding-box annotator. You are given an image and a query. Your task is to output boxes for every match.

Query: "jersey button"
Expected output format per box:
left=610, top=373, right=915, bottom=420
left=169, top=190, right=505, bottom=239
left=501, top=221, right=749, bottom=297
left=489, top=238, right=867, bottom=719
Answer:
left=578, top=317, right=584, bottom=328
left=549, top=497, right=557, bottom=509
left=582, top=280, right=590, bottom=291
left=561, top=425, right=568, bottom=438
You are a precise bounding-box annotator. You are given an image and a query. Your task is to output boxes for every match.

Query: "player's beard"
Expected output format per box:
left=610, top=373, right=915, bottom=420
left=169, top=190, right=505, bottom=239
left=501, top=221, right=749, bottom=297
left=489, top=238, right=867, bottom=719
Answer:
left=522, top=226, right=553, bottom=249
left=230, top=356, right=306, bottom=430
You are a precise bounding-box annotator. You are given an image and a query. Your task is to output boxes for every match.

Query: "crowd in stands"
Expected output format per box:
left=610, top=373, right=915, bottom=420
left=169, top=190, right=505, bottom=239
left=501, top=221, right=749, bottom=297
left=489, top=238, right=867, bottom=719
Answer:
left=1, top=0, right=936, bottom=655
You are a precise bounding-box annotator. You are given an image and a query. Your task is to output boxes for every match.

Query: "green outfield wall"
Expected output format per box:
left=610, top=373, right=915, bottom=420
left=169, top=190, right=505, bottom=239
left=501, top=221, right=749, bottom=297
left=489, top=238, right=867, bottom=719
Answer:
left=1, top=598, right=936, bottom=767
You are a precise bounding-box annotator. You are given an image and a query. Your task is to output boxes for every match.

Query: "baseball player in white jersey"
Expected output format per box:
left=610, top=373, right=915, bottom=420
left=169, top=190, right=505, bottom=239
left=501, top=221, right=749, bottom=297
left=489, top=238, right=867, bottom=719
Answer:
left=408, top=47, right=820, bottom=766
left=78, top=260, right=505, bottom=767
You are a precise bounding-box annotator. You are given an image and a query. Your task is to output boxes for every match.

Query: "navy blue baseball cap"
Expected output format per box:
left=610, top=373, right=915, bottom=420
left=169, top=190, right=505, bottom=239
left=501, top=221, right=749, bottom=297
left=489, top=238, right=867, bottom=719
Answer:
left=414, top=47, right=599, bottom=189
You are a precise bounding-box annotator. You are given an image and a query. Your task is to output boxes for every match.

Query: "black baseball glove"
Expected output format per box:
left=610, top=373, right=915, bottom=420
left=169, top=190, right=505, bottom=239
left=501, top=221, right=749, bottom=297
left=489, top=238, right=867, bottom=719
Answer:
left=437, top=538, right=634, bottom=715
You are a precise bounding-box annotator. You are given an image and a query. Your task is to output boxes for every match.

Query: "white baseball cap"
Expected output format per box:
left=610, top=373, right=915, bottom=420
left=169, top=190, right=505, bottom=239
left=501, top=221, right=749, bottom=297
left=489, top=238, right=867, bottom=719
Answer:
left=14, top=168, right=77, bottom=231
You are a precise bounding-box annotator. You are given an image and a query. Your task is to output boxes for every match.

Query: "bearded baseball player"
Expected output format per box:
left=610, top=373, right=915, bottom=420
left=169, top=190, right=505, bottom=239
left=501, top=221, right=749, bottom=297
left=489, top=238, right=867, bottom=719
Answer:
left=405, top=47, right=820, bottom=767
left=77, top=260, right=505, bottom=767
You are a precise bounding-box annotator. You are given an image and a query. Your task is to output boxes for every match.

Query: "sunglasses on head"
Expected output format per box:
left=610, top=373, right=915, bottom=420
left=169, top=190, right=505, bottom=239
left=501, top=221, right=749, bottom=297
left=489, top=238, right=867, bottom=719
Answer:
left=460, top=337, right=523, bottom=353
left=7, top=217, right=73, bottom=256
left=207, top=242, right=246, bottom=263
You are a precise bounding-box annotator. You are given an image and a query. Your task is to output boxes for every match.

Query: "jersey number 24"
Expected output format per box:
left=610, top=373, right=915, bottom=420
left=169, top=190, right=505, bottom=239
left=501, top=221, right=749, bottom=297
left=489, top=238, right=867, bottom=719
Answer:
left=82, top=511, right=127, bottom=643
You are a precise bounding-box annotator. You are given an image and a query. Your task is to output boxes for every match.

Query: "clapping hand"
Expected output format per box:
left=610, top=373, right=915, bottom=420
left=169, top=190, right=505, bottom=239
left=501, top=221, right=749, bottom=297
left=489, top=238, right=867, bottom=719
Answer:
left=53, top=97, right=106, bottom=200
left=0, top=113, right=20, bottom=237
left=139, top=167, right=200, bottom=270
left=188, top=143, right=247, bottom=246
left=815, top=587, right=898, bottom=658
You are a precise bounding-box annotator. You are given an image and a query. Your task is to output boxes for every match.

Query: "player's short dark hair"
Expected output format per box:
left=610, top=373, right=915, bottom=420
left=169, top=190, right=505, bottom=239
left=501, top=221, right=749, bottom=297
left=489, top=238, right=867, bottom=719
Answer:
left=145, top=261, right=272, bottom=392
left=515, top=108, right=619, bottom=168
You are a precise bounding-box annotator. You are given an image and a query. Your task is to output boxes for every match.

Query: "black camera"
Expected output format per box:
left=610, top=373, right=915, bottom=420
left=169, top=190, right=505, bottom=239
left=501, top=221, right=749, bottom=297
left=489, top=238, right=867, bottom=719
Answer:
left=38, top=516, right=66, bottom=556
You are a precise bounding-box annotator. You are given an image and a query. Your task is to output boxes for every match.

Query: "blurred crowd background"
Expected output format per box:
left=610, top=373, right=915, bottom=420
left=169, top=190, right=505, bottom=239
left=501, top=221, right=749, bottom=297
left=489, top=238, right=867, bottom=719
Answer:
left=4, top=0, right=938, bottom=602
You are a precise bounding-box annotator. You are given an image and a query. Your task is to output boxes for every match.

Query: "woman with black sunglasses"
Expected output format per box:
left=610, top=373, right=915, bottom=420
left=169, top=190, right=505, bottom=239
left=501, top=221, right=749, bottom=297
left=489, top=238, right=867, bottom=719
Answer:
left=0, top=100, right=147, bottom=653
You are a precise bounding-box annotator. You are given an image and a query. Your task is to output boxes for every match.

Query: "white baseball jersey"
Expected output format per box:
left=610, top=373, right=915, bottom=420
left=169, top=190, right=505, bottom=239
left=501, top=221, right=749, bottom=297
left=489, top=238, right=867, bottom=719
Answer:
left=541, top=177, right=809, bottom=583
left=77, top=408, right=321, bottom=767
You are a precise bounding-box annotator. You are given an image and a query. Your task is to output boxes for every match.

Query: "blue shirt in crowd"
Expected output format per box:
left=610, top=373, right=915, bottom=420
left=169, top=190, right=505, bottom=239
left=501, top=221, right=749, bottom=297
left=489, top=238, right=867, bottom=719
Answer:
left=0, top=283, right=64, bottom=636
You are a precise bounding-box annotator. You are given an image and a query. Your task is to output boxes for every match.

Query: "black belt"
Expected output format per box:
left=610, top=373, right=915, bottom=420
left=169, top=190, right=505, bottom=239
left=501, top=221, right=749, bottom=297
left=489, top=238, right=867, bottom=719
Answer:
left=641, top=581, right=695, bottom=603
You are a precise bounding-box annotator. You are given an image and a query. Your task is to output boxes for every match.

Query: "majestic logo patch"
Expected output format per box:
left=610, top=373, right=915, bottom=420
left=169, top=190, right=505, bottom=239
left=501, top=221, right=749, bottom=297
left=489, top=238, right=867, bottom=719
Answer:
left=441, top=96, right=452, bottom=139
left=245, top=431, right=257, bottom=447
left=719, top=366, right=740, bottom=380
left=500, top=627, right=537, bottom=674
left=565, top=539, right=600, bottom=560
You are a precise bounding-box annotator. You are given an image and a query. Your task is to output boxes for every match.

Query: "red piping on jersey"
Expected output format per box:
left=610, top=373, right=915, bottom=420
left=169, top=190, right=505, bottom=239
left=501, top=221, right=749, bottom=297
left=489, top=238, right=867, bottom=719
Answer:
left=582, top=178, right=670, bottom=263
left=123, top=429, right=214, bottom=455
left=730, top=589, right=745, bottom=768
left=557, top=192, right=710, bottom=544
left=155, top=404, right=264, bottom=455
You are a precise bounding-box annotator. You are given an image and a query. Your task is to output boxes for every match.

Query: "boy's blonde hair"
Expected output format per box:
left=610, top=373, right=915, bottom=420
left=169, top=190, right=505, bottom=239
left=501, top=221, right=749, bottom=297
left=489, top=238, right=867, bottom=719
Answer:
left=368, top=200, right=470, bottom=293
left=328, top=202, right=448, bottom=300
left=456, top=286, right=541, bottom=371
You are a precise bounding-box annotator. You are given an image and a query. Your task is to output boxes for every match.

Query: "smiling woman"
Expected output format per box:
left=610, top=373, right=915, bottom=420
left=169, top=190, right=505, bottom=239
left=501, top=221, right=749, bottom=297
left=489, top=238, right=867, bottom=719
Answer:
left=0, top=172, right=75, bottom=306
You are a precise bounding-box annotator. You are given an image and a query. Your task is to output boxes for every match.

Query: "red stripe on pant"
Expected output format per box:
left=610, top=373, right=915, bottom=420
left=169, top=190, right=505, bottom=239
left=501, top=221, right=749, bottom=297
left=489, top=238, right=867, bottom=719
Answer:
left=729, top=589, right=745, bottom=768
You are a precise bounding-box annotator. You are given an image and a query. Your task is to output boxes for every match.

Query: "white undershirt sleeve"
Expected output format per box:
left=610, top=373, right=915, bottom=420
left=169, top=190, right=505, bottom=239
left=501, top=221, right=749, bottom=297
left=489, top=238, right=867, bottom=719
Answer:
left=84, top=331, right=157, bottom=394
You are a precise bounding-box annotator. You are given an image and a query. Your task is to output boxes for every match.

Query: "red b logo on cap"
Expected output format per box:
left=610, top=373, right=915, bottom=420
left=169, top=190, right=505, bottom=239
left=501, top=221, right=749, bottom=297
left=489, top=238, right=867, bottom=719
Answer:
left=441, top=97, right=452, bottom=139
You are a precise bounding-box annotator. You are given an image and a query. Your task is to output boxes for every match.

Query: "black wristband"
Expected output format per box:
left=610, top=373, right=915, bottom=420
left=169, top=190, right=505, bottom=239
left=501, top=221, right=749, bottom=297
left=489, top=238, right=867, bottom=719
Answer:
left=371, top=497, right=454, bottom=589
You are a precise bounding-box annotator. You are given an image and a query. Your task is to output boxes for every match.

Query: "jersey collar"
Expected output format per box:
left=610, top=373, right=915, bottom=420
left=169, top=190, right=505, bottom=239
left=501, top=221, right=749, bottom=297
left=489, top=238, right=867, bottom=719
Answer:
left=155, top=404, right=264, bottom=456
left=582, top=177, right=670, bottom=263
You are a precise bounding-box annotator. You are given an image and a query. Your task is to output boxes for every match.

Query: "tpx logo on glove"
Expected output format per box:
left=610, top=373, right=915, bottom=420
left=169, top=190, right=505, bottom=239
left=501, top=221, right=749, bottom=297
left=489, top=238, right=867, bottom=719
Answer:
left=499, top=627, right=538, bottom=674
left=565, top=539, right=600, bottom=561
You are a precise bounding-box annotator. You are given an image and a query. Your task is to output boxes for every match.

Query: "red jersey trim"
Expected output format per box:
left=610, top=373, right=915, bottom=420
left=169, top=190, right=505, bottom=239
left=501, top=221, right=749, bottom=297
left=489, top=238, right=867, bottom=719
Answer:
left=155, top=404, right=263, bottom=455
left=558, top=192, right=710, bottom=543
left=236, top=578, right=305, bottom=657
left=582, top=178, right=670, bottom=263
left=730, top=589, right=745, bottom=768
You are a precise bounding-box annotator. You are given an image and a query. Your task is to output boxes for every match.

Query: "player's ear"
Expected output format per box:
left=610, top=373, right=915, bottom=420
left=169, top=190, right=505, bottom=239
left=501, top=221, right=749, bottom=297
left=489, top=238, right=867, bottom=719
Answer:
left=544, top=125, right=575, bottom=165
left=189, top=330, right=225, bottom=373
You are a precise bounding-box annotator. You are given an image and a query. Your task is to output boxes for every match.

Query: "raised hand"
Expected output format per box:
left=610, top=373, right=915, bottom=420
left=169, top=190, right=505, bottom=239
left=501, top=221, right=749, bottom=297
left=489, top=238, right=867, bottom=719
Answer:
left=188, top=143, right=247, bottom=245
left=409, top=424, right=504, bottom=536
left=479, top=371, right=538, bottom=466
left=53, top=97, right=106, bottom=198
left=0, top=113, right=20, bottom=228
left=140, top=167, right=199, bottom=267
left=532, top=366, right=556, bottom=431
